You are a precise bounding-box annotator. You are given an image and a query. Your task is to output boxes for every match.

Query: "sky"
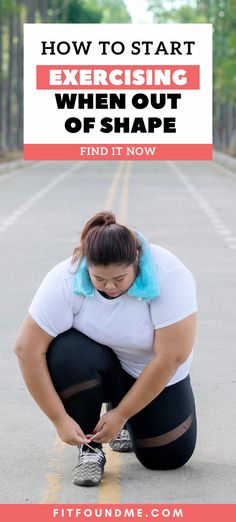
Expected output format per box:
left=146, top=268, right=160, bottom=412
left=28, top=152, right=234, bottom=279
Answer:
left=124, top=0, right=153, bottom=23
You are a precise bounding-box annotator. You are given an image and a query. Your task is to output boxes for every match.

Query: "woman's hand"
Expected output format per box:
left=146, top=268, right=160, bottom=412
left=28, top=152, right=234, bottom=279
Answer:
left=92, top=409, right=128, bottom=444
left=53, top=413, right=87, bottom=446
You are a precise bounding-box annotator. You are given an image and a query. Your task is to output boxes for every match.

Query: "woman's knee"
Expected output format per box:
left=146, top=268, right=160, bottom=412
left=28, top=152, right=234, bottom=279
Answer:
left=134, top=433, right=197, bottom=471
left=46, top=328, right=123, bottom=394
left=136, top=450, right=193, bottom=470
left=46, top=328, right=104, bottom=382
left=47, top=328, right=106, bottom=366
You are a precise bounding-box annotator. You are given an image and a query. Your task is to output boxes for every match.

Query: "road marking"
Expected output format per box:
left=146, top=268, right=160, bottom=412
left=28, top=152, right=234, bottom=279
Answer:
left=98, top=447, right=122, bottom=504
left=98, top=162, right=133, bottom=503
left=118, top=161, right=132, bottom=225
left=224, top=236, right=236, bottom=243
left=39, top=161, right=127, bottom=504
left=213, top=160, right=236, bottom=181
left=0, top=162, right=85, bottom=236
left=104, top=161, right=125, bottom=210
left=40, top=435, right=66, bottom=504
left=0, top=160, right=50, bottom=182
left=168, top=161, right=236, bottom=252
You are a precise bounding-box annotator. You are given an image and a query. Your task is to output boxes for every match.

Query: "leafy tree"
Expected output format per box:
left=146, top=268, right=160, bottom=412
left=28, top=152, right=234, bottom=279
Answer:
left=148, top=0, right=236, bottom=153
left=53, top=0, right=103, bottom=23
left=99, top=0, right=131, bottom=23
left=0, top=0, right=132, bottom=153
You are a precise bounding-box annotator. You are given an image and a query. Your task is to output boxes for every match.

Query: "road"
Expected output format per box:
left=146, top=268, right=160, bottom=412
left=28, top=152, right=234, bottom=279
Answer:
left=0, top=157, right=236, bottom=504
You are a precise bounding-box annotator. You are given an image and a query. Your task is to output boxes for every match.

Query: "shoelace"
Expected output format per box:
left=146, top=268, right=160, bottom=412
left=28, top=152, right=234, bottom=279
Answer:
left=84, top=433, right=101, bottom=453
left=84, top=442, right=101, bottom=453
left=80, top=446, right=104, bottom=465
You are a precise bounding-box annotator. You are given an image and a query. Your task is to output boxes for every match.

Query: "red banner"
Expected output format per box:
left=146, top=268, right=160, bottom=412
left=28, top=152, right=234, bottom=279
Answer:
left=0, top=504, right=236, bottom=522
left=36, top=65, right=200, bottom=90
left=24, top=144, right=212, bottom=161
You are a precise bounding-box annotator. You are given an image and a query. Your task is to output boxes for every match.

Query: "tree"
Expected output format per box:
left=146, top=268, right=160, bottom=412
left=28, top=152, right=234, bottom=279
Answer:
left=0, top=0, right=132, bottom=154
left=51, top=0, right=103, bottom=24
left=148, top=0, right=236, bottom=154
left=99, top=0, right=131, bottom=23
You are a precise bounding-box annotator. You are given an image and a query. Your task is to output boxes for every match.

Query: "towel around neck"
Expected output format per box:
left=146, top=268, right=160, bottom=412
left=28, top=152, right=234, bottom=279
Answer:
left=73, top=230, right=161, bottom=301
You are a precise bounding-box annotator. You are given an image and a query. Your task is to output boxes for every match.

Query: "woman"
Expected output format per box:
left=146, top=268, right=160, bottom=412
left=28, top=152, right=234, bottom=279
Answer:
left=14, top=210, right=198, bottom=487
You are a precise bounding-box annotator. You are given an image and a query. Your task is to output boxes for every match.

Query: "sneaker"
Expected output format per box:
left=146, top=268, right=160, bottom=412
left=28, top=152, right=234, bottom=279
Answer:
left=72, top=445, right=106, bottom=486
left=109, top=429, right=133, bottom=453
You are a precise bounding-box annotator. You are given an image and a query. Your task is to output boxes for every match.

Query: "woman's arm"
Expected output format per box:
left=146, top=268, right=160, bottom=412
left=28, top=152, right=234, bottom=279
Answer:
left=94, top=312, right=197, bottom=442
left=14, top=315, right=86, bottom=445
left=116, top=312, right=197, bottom=418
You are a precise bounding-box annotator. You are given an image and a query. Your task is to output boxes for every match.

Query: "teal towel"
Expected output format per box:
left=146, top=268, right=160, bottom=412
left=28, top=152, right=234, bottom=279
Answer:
left=73, top=230, right=160, bottom=301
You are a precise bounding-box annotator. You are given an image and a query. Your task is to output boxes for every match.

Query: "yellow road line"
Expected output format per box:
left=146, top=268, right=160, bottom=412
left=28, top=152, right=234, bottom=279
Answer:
left=40, top=161, right=128, bottom=504
left=98, top=162, right=132, bottom=504
left=98, top=447, right=123, bottom=504
left=118, top=161, right=132, bottom=225
left=40, top=435, right=66, bottom=504
left=105, top=160, right=125, bottom=210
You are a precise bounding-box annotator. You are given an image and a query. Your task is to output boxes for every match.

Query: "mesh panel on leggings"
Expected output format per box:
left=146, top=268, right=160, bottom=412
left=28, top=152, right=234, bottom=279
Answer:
left=59, top=379, right=100, bottom=399
left=136, top=413, right=193, bottom=448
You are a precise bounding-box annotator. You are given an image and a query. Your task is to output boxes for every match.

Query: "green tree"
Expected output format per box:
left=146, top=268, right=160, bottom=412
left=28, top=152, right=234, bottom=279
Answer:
left=148, top=0, right=236, bottom=154
left=99, top=0, right=131, bottom=23
left=0, top=0, right=132, bottom=153
left=53, top=0, right=103, bottom=23
left=47, top=0, right=131, bottom=24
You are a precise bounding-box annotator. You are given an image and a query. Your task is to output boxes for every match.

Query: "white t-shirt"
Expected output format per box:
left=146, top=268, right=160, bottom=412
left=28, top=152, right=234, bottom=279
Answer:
left=29, top=244, right=198, bottom=385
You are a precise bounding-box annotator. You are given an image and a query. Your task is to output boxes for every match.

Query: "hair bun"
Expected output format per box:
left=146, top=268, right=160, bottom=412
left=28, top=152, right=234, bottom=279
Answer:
left=78, top=211, right=117, bottom=253
left=72, top=210, right=139, bottom=267
left=103, top=211, right=116, bottom=226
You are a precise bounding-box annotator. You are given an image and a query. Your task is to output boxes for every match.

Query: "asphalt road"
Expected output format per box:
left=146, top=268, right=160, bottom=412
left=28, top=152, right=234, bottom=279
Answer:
left=0, top=156, right=236, bottom=504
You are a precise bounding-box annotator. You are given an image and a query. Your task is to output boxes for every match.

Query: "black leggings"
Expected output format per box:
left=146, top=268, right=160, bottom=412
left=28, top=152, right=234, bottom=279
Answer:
left=46, top=328, right=197, bottom=470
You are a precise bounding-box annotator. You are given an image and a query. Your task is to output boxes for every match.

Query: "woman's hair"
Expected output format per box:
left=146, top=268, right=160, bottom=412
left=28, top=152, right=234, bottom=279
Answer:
left=72, top=210, right=142, bottom=266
